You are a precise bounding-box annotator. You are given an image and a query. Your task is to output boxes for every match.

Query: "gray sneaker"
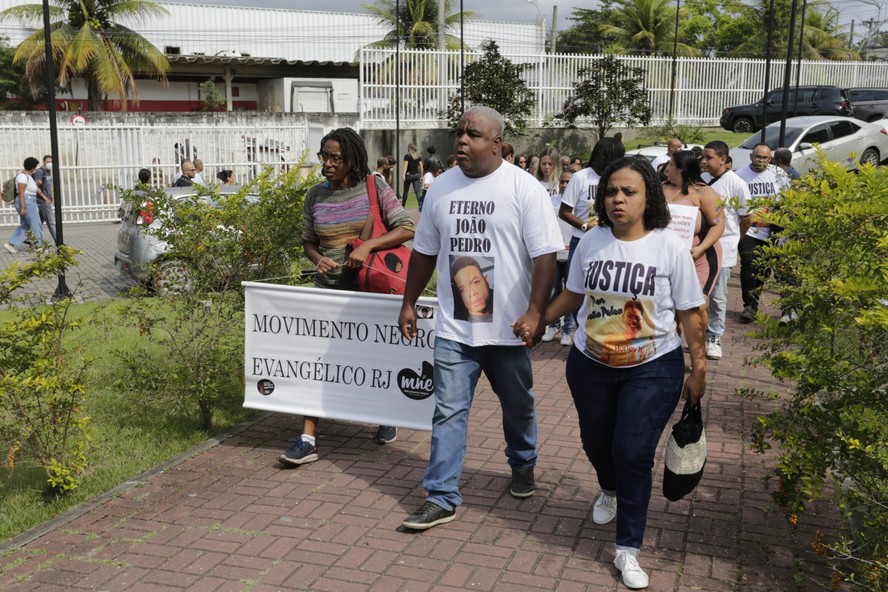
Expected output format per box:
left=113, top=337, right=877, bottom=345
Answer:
left=3, top=243, right=17, bottom=254
left=402, top=502, right=456, bottom=530
left=509, top=467, right=536, bottom=498
left=739, top=305, right=756, bottom=323
left=375, top=425, right=397, bottom=444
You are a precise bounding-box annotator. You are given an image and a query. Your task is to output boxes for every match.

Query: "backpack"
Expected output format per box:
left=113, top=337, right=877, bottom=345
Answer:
left=2, top=174, right=18, bottom=205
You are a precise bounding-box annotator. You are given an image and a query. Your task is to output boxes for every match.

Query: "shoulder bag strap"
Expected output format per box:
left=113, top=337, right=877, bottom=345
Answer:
left=359, top=176, right=386, bottom=241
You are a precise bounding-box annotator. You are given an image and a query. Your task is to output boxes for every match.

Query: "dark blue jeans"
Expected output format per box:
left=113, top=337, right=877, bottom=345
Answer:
left=565, top=345, right=684, bottom=551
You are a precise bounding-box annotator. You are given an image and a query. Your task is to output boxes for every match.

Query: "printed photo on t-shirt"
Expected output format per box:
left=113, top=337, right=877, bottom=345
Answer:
left=583, top=296, right=656, bottom=367
left=450, top=255, right=494, bottom=323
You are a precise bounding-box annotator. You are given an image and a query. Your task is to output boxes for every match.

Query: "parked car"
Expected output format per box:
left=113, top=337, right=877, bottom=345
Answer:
left=624, top=143, right=703, bottom=162
left=114, top=185, right=255, bottom=292
left=843, top=87, right=888, bottom=122
left=719, top=85, right=854, bottom=134
left=729, top=116, right=888, bottom=176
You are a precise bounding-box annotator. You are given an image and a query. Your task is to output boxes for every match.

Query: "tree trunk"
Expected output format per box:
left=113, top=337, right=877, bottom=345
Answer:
left=86, top=78, right=102, bottom=111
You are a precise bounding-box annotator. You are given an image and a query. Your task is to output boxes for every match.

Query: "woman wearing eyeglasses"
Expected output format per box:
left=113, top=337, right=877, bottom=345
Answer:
left=280, top=127, right=415, bottom=466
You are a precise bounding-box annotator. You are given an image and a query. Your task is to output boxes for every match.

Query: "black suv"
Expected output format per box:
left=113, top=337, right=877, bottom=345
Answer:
left=843, top=88, right=888, bottom=122
left=720, top=85, right=854, bottom=133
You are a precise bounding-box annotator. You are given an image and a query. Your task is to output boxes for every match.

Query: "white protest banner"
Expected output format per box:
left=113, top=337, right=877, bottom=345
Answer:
left=666, top=203, right=698, bottom=249
left=243, top=282, right=438, bottom=431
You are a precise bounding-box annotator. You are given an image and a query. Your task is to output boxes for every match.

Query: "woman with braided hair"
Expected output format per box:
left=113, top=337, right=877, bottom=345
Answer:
left=280, top=127, right=415, bottom=466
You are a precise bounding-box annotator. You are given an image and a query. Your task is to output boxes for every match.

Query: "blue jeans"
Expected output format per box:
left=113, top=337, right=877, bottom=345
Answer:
left=706, top=267, right=730, bottom=340
left=565, top=345, right=684, bottom=551
left=8, top=195, right=44, bottom=247
left=424, top=337, right=537, bottom=510
left=548, top=259, right=574, bottom=333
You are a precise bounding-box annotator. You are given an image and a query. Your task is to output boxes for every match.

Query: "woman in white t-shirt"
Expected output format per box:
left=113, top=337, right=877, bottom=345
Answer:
left=535, top=146, right=560, bottom=196
left=4, top=157, right=44, bottom=254
left=518, top=156, right=707, bottom=590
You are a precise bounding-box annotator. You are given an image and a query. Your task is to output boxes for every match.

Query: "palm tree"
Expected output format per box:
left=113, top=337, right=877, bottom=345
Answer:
left=362, top=0, right=475, bottom=50
left=801, top=7, right=858, bottom=61
left=600, top=0, right=699, bottom=56
left=1, top=0, right=170, bottom=111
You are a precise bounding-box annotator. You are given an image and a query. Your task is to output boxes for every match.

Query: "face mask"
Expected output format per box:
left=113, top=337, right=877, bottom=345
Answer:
left=45, top=163, right=53, bottom=171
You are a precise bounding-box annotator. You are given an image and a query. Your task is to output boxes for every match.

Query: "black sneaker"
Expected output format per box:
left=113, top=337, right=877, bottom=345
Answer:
left=510, top=467, right=536, bottom=498
left=375, top=425, right=397, bottom=444
left=279, top=438, right=318, bottom=465
left=739, top=305, right=757, bottom=323
left=402, top=502, right=456, bottom=530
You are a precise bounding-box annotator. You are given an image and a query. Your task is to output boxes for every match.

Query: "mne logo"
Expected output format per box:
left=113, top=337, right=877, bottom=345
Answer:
left=397, top=361, right=434, bottom=400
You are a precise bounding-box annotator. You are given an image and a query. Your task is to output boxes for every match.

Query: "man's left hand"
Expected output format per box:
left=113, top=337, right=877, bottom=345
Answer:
left=346, top=242, right=373, bottom=268
left=512, top=310, right=544, bottom=347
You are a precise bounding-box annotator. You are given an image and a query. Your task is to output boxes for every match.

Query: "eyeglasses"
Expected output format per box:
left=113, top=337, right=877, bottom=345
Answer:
left=317, top=151, right=344, bottom=164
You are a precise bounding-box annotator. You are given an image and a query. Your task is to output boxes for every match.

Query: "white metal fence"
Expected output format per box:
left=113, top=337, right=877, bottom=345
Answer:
left=359, top=48, right=888, bottom=129
left=0, top=123, right=310, bottom=227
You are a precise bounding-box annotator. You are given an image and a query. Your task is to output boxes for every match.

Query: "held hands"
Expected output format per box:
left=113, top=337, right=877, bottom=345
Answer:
left=682, top=367, right=706, bottom=405
left=511, top=310, right=544, bottom=348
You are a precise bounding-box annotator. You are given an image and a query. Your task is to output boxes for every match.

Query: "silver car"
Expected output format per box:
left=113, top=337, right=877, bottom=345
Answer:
left=114, top=185, right=250, bottom=290
left=730, top=115, right=888, bottom=176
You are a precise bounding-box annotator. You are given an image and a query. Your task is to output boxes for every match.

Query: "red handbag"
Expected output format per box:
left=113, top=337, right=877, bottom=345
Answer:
left=349, top=177, right=411, bottom=295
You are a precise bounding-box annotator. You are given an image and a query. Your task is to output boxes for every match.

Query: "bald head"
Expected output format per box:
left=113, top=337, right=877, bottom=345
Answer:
left=462, top=106, right=504, bottom=139
left=667, top=138, right=683, bottom=154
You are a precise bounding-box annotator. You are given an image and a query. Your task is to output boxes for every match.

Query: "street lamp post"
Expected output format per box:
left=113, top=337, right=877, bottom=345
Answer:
left=526, top=0, right=546, bottom=54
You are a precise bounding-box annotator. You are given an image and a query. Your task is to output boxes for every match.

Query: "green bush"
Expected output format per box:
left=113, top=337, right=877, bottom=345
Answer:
left=0, top=244, right=92, bottom=494
left=115, top=166, right=318, bottom=430
left=747, top=156, right=888, bottom=590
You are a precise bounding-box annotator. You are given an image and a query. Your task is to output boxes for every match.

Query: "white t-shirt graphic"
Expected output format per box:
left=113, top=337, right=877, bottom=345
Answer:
left=735, top=164, right=789, bottom=241
left=566, top=228, right=704, bottom=367
left=413, top=160, right=564, bottom=346
left=560, top=167, right=601, bottom=239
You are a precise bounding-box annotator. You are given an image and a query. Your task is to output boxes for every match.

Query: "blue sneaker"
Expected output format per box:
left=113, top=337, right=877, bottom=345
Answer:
left=279, top=438, right=318, bottom=465
left=375, top=425, right=397, bottom=444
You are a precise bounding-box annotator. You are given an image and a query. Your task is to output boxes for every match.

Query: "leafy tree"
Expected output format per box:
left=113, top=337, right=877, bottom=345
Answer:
left=0, top=244, right=91, bottom=494
left=199, top=79, right=225, bottom=111
left=800, top=6, right=859, bottom=60
left=115, top=166, right=316, bottom=431
left=747, top=155, right=888, bottom=590
left=551, top=55, right=652, bottom=142
left=599, top=0, right=700, bottom=56
left=0, top=34, right=45, bottom=109
left=445, top=40, right=534, bottom=137
left=557, top=3, right=620, bottom=54
left=362, top=0, right=475, bottom=50
left=1, top=0, right=170, bottom=111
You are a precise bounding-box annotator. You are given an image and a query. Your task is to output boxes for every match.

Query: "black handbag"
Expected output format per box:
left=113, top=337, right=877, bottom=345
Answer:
left=662, top=400, right=707, bottom=501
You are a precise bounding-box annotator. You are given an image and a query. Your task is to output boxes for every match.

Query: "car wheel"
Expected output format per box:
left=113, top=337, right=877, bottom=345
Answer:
left=860, top=147, right=880, bottom=167
left=152, top=259, right=192, bottom=296
left=731, top=118, right=755, bottom=134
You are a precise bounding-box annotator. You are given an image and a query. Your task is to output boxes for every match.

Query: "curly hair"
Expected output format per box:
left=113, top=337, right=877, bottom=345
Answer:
left=593, top=157, right=671, bottom=231
left=670, top=150, right=705, bottom=194
left=320, top=127, right=370, bottom=185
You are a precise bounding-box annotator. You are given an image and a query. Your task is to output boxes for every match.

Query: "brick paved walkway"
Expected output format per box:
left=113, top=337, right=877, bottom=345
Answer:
left=0, top=224, right=837, bottom=591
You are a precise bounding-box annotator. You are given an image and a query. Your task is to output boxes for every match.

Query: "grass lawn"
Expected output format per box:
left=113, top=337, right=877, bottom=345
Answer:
left=0, top=299, right=256, bottom=544
left=629, top=129, right=748, bottom=150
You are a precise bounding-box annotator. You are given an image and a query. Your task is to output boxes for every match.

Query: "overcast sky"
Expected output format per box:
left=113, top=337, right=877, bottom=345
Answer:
left=176, top=1, right=880, bottom=35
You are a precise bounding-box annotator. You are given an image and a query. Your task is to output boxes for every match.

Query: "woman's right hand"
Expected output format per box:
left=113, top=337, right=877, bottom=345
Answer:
left=316, top=256, right=339, bottom=274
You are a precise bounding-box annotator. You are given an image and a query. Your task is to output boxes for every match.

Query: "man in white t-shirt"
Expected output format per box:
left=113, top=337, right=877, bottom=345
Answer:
left=701, top=140, right=751, bottom=359
left=650, top=137, right=683, bottom=175
left=734, top=143, right=790, bottom=323
left=398, top=106, right=563, bottom=531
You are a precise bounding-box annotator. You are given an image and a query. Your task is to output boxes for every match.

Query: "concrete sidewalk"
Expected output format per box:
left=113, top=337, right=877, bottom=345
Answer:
left=0, top=275, right=836, bottom=592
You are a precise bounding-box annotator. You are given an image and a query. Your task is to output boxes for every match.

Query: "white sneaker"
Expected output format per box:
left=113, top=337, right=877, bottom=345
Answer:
left=705, top=339, right=722, bottom=360
left=779, top=311, right=798, bottom=326
left=542, top=326, right=558, bottom=342
left=3, top=243, right=17, bottom=254
left=560, top=331, right=573, bottom=346
left=614, top=550, right=649, bottom=589
left=592, top=490, right=617, bottom=524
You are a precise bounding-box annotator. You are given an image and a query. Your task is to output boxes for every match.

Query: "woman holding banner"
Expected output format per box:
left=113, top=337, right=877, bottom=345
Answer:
left=280, top=128, right=415, bottom=466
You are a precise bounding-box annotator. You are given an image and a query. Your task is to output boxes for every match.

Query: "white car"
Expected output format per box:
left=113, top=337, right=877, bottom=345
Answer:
left=624, top=143, right=703, bottom=163
left=730, top=116, right=888, bottom=176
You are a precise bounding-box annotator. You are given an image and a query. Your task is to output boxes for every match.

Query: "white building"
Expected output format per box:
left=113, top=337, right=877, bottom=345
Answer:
left=0, top=1, right=543, bottom=112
